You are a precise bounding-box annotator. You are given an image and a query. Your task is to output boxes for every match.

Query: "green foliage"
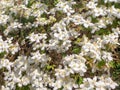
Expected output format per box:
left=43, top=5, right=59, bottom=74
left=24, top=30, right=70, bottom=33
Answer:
left=75, top=75, right=83, bottom=85
left=73, top=1, right=83, bottom=9
left=41, top=0, right=59, bottom=8
left=109, top=61, right=116, bottom=68
left=97, top=0, right=120, bottom=9
left=55, top=11, right=65, bottom=21
left=40, top=50, right=46, bottom=54
left=0, top=25, right=6, bottom=31
left=62, top=52, right=67, bottom=57
left=112, top=19, right=120, bottom=28
left=91, top=16, right=98, bottom=23
left=11, top=12, right=35, bottom=24
left=27, top=0, right=35, bottom=8
left=75, top=38, right=81, bottom=44
left=95, top=28, right=111, bottom=35
left=0, top=52, right=6, bottom=58
left=71, top=74, right=83, bottom=85
left=98, top=0, right=114, bottom=7
left=98, top=0, right=104, bottom=5
left=72, top=46, right=81, bottom=54
left=18, top=16, right=35, bottom=24
left=53, top=0, right=59, bottom=5
left=97, top=60, right=106, bottom=68
left=41, top=13, right=48, bottom=18
left=114, top=62, right=120, bottom=74
left=45, top=64, right=55, bottom=71
left=115, top=3, right=120, bottom=9
left=112, top=62, right=120, bottom=89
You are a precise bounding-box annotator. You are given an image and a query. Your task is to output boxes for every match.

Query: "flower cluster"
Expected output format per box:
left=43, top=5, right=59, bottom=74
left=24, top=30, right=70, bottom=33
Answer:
left=80, top=75, right=118, bottom=90
left=0, top=0, right=120, bottom=90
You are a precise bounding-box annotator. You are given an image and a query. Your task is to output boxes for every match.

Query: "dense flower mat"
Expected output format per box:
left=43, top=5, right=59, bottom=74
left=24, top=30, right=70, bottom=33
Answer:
left=0, top=0, right=120, bottom=90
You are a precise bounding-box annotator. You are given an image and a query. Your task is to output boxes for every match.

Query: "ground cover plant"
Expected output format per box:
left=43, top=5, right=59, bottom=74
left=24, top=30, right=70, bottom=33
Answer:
left=0, top=0, right=120, bottom=90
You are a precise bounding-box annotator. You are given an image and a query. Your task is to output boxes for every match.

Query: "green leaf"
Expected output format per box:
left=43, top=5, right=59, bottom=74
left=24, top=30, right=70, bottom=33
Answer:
left=41, top=0, right=59, bottom=8
left=112, top=19, right=120, bottom=28
left=75, top=76, right=83, bottom=85
left=40, top=50, right=45, bottom=54
left=109, top=61, right=116, bottom=68
left=115, top=3, right=120, bottom=9
left=27, top=0, right=35, bottom=8
left=41, top=13, right=48, bottom=18
left=72, top=46, right=81, bottom=54
left=95, top=29, right=111, bottom=35
left=46, top=64, right=55, bottom=71
left=91, top=16, right=98, bottom=23
left=97, top=60, right=106, bottom=68
left=0, top=52, right=6, bottom=58
left=75, top=38, right=81, bottom=44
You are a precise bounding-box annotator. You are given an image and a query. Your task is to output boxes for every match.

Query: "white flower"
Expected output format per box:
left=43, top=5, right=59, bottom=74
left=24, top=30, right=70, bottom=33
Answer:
left=112, top=27, right=120, bottom=35
left=26, top=33, right=47, bottom=50
left=55, top=67, right=71, bottom=79
left=1, top=85, right=10, bottom=90
left=96, top=19, right=106, bottom=28
left=95, top=81, right=106, bottom=90
left=56, top=0, right=75, bottom=16
left=0, top=36, right=9, bottom=53
left=8, top=42, right=20, bottom=54
left=27, top=33, right=47, bottom=43
left=102, top=33, right=119, bottom=45
left=104, top=77, right=118, bottom=89
left=70, top=14, right=84, bottom=25
left=24, top=0, right=28, bottom=5
left=18, top=76, right=30, bottom=86
left=0, top=15, right=9, bottom=25
left=53, top=79, right=63, bottom=90
left=80, top=75, right=118, bottom=90
left=83, top=19, right=94, bottom=28
left=0, top=59, right=13, bottom=71
left=107, top=6, right=120, bottom=18
left=105, top=0, right=118, bottom=3
left=102, top=51, right=113, bottom=62
left=80, top=78, right=96, bottom=89
left=63, top=54, right=87, bottom=76
left=86, top=1, right=97, bottom=9
left=4, top=71, right=21, bottom=89
left=98, top=75, right=118, bottom=89
left=93, top=7, right=107, bottom=17
left=81, top=41, right=101, bottom=61
left=30, top=51, right=50, bottom=67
